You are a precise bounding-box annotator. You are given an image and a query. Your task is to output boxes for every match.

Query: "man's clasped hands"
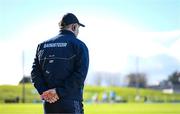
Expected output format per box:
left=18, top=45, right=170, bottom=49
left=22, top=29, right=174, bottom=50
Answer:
left=41, top=89, right=59, bottom=103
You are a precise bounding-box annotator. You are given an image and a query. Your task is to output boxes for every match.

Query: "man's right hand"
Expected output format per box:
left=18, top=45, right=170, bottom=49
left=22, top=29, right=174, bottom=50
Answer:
left=41, top=89, right=59, bottom=103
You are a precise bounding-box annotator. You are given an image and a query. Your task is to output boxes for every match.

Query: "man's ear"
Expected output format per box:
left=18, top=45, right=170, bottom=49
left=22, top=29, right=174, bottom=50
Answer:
left=72, top=24, right=76, bottom=31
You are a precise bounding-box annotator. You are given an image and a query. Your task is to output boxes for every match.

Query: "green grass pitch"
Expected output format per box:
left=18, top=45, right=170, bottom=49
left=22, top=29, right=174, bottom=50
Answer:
left=0, top=103, right=180, bottom=114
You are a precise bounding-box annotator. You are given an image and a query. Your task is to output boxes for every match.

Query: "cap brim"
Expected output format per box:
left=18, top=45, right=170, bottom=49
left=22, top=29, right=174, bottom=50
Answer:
left=79, top=23, right=85, bottom=27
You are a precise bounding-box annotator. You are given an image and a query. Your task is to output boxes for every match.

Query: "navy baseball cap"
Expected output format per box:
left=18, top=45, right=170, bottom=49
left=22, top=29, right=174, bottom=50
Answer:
left=60, top=13, right=85, bottom=27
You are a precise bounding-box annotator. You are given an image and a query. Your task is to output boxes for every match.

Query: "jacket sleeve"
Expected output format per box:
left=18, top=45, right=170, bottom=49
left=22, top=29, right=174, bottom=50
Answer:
left=31, top=45, right=48, bottom=95
left=56, top=43, right=89, bottom=97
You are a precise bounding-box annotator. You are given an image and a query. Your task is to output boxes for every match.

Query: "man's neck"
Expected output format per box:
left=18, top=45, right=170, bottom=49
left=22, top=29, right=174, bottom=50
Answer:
left=64, top=28, right=75, bottom=34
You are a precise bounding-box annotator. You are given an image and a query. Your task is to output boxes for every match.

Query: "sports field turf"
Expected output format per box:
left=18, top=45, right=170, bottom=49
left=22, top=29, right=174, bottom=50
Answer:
left=0, top=103, right=180, bottom=114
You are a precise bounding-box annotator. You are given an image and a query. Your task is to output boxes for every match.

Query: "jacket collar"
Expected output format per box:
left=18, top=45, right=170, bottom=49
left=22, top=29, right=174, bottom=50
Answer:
left=59, top=30, right=76, bottom=37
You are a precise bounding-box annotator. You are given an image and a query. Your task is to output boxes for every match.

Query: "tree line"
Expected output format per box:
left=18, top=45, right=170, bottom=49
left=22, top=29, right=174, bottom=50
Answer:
left=19, top=71, right=180, bottom=88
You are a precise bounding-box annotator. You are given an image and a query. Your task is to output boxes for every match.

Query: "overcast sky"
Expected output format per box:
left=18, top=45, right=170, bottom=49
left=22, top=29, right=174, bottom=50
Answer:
left=0, top=0, right=179, bottom=85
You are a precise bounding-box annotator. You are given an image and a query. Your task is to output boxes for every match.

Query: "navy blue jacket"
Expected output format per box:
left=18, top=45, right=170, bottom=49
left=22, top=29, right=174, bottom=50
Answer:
left=31, top=30, right=89, bottom=101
